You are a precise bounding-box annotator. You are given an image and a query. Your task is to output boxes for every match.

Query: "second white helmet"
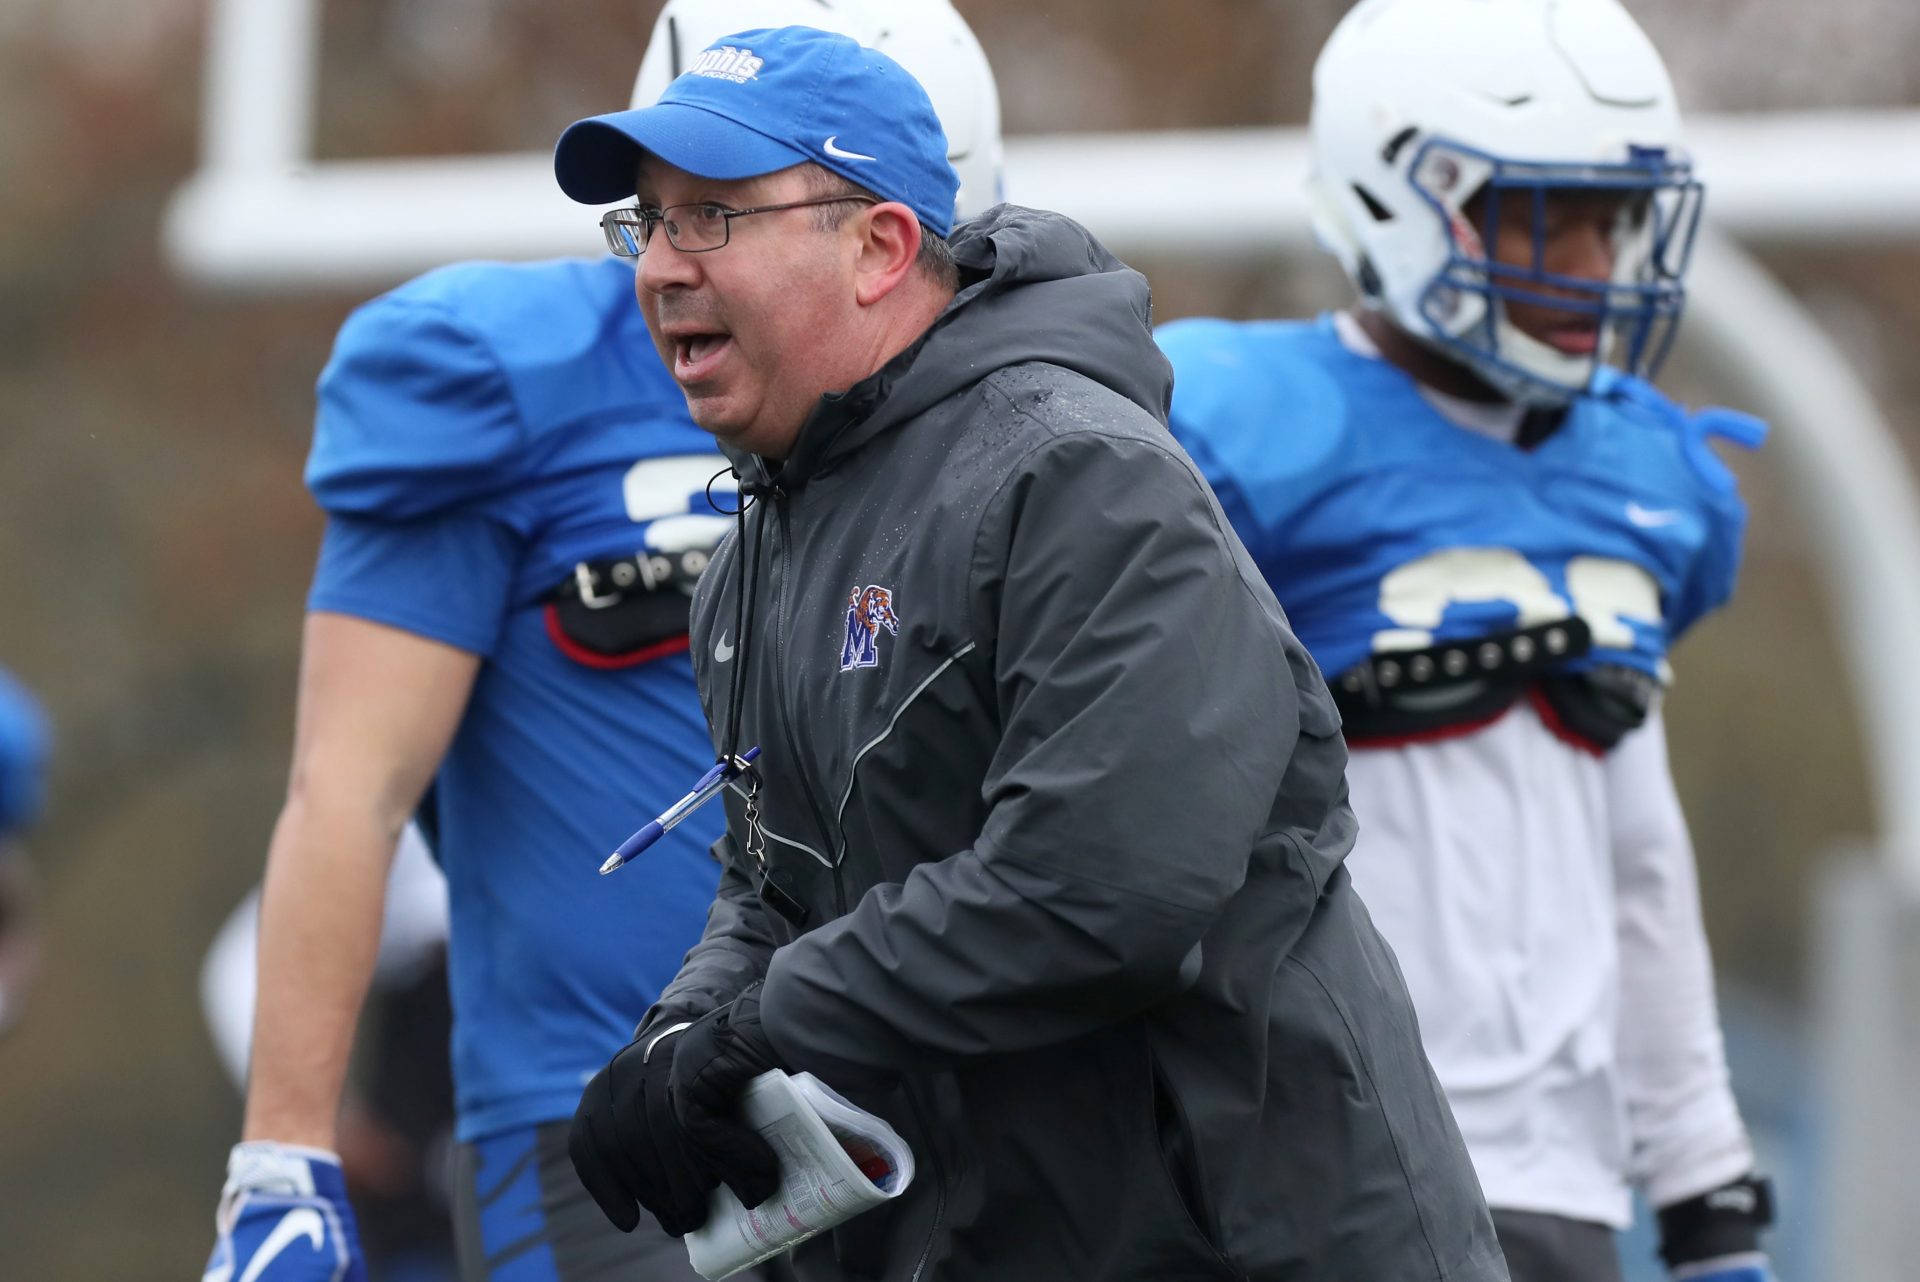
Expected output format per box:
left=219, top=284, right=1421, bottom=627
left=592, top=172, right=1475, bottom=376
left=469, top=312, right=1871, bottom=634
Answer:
left=1307, top=0, right=1703, bottom=405
left=631, top=0, right=1005, bottom=224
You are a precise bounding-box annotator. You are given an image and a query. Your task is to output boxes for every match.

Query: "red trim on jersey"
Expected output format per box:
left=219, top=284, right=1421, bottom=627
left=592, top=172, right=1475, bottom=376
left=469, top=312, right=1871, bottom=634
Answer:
left=543, top=604, right=691, bottom=670
left=1343, top=704, right=1515, bottom=751
left=1525, top=686, right=1608, bottom=758
left=1344, top=688, right=1612, bottom=756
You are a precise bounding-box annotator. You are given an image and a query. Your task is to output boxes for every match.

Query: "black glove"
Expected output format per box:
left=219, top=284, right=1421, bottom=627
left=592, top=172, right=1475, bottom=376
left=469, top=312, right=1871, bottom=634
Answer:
left=1657, top=1174, right=1775, bottom=1281
left=670, top=981, right=784, bottom=1210
left=568, top=1016, right=713, bottom=1236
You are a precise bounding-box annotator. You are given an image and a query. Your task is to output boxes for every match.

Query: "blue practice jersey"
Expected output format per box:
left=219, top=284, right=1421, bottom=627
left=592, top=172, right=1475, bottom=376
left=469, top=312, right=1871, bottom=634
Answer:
left=0, top=667, right=49, bottom=838
left=307, top=255, right=730, bottom=1141
left=1158, top=315, right=1763, bottom=695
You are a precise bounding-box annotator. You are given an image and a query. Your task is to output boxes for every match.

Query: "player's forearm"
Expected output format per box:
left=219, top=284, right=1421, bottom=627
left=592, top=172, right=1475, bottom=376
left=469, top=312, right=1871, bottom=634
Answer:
left=241, top=791, right=400, bottom=1148
left=241, top=612, right=477, bottom=1145
left=1618, top=926, right=1755, bottom=1205
left=1609, top=711, right=1755, bottom=1201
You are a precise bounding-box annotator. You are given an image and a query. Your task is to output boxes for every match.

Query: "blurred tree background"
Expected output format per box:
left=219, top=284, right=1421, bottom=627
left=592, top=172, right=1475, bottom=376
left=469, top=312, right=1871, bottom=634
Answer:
left=0, top=0, right=1916, bottom=1273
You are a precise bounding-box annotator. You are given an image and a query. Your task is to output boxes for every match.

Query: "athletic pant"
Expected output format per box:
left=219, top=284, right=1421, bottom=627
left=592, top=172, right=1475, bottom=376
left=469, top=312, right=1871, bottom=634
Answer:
left=451, top=1120, right=783, bottom=1282
left=1492, top=1208, right=1625, bottom=1282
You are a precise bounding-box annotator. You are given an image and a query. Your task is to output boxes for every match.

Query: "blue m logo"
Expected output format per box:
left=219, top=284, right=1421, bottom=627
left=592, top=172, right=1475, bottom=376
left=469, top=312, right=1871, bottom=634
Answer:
left=840, top=585, right=900, bottom=671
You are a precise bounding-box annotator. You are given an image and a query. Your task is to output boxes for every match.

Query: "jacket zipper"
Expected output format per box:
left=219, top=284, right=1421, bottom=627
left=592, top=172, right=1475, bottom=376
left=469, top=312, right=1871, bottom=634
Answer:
left=764, top=487, right=941, bottom=1274
left=766, top=495, right=848, bottom=915
left=758, top=482, right=944, bottom=1274
left=904, top=1082, right=949, bottom=1282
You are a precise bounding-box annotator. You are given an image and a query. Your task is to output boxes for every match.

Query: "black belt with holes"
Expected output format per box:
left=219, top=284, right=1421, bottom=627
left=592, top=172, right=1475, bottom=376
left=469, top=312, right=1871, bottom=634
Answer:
left=548, top=548, right=712, bottom=607
left=543, top=548, right=713, bottom=663
left=1332, top=617, right=1594, bottom=744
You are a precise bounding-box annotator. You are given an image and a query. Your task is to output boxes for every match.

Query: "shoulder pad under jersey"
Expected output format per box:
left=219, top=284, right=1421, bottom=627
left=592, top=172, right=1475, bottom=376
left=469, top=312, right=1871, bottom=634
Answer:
left=1592, top=369, right=1768, bottom=499
left=1159, top=317, right=1358, bottom=543
left=1590, top=371, right=1768, bottom=639
left=307, top=257, right=673, bottom=520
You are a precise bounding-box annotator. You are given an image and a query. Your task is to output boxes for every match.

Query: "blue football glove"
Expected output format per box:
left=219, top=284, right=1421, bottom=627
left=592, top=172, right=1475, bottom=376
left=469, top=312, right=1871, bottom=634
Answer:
left=1670, top=1254, right=1774, bottom=1282
left=1660, top=1175, right=1776, bottom=1282
left=202, top=1141, right=367, bottom=1282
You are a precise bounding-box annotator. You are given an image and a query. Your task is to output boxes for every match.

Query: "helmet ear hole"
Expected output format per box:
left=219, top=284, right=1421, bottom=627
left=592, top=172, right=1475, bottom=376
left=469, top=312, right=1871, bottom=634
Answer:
left=1380, top=126, right=1418, bottom=165
left=1353, top=184, right=1395, bottom=223
left=1356, top=255, right=1386, bottom=301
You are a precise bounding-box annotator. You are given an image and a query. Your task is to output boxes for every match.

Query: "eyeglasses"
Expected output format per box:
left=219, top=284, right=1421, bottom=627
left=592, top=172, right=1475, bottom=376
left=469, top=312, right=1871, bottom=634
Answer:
left=601, top=195, right=878, bottom=257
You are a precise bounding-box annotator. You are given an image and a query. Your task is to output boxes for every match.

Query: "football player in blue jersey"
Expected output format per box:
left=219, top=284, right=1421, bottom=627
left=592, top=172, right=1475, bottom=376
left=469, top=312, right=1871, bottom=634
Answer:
left=0, top=666, right=50, bottom=1038
left=1159, top=2, right=1775, bottom=1281
left=201, top=5, right=1003, bottom=1282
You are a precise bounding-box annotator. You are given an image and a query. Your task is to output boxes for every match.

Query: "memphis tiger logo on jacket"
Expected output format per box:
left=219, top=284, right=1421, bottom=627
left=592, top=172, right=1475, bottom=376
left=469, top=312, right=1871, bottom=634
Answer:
left=840, top=585, right=900, bottom=671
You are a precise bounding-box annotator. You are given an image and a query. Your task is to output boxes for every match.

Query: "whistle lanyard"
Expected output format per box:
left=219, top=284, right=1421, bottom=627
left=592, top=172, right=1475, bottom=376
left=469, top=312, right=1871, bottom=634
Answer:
left=601, top=469, right=769, bottom=877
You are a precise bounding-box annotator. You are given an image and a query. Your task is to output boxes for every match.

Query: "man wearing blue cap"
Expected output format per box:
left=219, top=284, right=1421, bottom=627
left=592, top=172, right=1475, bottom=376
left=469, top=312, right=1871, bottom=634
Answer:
left=556, top=26, right=1507, bottom=1282
left=202, top=7, right=1000, bottom=1282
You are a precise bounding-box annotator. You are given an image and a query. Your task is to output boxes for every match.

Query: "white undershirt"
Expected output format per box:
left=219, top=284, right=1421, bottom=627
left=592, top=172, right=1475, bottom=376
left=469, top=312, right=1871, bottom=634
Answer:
left=1329, top=311, right=1754, bottom=1225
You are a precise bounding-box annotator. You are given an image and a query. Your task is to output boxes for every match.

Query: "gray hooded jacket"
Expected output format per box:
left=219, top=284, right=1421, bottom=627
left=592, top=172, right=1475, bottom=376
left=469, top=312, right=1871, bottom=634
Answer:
left=655, top=208, right=1506, bottom=1282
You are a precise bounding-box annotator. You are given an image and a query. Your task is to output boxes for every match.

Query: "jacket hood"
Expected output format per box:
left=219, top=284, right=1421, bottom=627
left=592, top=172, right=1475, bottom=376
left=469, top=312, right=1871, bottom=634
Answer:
left=749, top=205, right=1173, bottom=489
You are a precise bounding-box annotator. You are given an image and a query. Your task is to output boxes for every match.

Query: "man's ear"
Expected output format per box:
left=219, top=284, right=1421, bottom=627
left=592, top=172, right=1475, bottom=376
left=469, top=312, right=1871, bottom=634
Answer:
left=851, top=202, right=923, bottom=307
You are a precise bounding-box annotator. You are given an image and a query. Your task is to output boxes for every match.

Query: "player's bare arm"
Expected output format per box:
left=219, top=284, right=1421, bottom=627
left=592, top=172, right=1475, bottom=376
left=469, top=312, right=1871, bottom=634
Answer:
left=243, top=611, right=477, bottom=1148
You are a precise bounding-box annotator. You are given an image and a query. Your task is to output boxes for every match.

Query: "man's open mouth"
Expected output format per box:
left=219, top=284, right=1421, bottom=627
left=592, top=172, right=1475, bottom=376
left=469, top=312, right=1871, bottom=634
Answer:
left=673, top=332, right=732, bottom=381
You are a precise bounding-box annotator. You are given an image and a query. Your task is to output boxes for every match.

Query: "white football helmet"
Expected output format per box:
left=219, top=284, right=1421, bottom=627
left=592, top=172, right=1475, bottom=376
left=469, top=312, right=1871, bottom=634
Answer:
left=630, top=0, right=1005, bottom=223
left=1307, top=0, right=1703, bottom=405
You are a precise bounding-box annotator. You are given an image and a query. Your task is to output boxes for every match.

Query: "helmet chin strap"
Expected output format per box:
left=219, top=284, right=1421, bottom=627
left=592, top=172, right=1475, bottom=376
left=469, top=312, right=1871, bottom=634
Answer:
left=1479, top=309, right=1597, bottom=408
left=1387, top=304, right=1590, bottom=410
left=1413, top=265, right=1597, bottom=409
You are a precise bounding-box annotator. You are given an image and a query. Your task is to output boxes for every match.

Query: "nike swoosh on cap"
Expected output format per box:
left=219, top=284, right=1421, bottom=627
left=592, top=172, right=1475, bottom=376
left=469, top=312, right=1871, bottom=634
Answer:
left=823, top=136, right=877, bottom=161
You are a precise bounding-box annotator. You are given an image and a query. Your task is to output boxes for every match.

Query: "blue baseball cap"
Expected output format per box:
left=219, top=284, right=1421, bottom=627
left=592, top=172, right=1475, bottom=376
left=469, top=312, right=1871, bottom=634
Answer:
left=554, top=25, right=959, bottom=237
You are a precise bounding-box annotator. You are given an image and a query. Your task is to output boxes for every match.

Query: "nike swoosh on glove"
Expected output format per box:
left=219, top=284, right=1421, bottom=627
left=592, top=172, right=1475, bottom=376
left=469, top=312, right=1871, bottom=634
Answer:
left=1661, top=1175, right=1776, bottom=1282
left=670, top=981, right=783, bottom=1211
left=203, top=1141, right=366, bottom=1282
left=1670, top=1254, right=1775, bottom=1282
left=570, top=1016, right=714, bottom=1237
